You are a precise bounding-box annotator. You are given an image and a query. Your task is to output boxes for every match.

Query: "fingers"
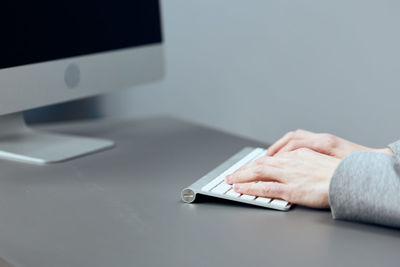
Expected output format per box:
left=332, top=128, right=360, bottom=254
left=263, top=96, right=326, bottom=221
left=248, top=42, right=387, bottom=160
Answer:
left=266, top=132, right=295, bottom=156
left=267, top=129, right=311, bottom=156
left=275, top=139, right=311, bottom=156
left=226, top=157, right=287, bottom=184
left=233, top=182, right=290, bottom=200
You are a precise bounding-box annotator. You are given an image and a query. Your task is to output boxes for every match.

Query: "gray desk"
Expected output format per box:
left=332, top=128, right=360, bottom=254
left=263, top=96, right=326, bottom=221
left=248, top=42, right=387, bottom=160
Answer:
left=0, top=117, right=399, bottom=267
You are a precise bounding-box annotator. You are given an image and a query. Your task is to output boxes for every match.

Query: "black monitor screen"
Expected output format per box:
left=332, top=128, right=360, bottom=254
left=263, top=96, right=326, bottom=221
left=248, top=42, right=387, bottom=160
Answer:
left=1, top=1, right=162, bottom=70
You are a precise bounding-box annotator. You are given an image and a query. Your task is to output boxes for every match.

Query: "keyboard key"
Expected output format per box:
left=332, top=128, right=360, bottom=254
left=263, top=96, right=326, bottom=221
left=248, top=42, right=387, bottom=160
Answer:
left=211, top=182, right=232, bottom=195
left=201, top=148, right=265, bottom=192
left=185, top=147, right=292, bottom=211
left=241, top=194, right=256, bottom=201
left=202, top=175, right=224, bottom=191
left=255, top=197, right=271, bottom=204
left=270, top=199, right=288, bottom=209
left=226, top=188, right=240, bottom=198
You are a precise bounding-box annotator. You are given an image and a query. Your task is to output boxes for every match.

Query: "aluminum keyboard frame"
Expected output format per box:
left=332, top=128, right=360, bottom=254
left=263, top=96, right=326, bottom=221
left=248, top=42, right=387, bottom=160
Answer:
left=181, top=147, right=292, bottom=211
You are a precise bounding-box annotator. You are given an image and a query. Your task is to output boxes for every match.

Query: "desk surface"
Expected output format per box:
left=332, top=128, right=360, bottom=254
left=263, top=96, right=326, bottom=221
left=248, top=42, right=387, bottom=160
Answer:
left=0, top=117, right=399, bottom=267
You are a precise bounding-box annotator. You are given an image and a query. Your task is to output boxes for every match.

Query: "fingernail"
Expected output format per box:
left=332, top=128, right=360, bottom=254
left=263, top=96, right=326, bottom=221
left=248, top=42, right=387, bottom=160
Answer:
left=226, top=175, right=231, bottom=182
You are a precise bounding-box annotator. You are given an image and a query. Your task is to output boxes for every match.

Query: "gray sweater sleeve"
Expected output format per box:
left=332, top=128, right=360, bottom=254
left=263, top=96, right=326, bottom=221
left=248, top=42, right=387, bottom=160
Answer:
left=328, top=140, right=400, bottom=228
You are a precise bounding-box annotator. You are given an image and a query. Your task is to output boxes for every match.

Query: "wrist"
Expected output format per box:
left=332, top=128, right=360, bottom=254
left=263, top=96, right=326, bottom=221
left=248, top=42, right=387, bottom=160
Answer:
left=373, top=147, right=394, bottom=155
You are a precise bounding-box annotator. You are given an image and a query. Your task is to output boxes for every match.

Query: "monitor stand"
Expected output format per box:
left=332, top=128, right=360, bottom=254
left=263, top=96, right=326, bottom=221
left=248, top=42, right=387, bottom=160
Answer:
left=0, top=112, right=114, bottom=165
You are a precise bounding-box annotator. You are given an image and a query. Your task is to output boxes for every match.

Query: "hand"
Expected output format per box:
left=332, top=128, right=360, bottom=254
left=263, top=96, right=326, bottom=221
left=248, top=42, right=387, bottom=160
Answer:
left=266, top=129, right=393, bottom=159
left=226, top=148, right=341, bottom=208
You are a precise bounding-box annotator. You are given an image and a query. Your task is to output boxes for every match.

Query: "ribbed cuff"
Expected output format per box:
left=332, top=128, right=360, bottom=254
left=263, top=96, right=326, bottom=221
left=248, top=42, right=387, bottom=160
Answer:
left=388, top=140, right=400, bottom=155
left=328, top=153, right=354, bottom=220
left=328, top=151, right=400, bottom=227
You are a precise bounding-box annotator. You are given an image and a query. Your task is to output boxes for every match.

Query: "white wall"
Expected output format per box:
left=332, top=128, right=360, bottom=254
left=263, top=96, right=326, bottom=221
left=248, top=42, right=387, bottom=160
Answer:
left=102, top=0, right=400, bottom=148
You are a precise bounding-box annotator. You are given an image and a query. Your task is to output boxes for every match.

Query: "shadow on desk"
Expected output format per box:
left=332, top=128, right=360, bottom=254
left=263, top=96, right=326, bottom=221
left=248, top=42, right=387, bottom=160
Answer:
left=192, top=194, right=400, bottom=235
left=193, top=194, right=275, bottom=210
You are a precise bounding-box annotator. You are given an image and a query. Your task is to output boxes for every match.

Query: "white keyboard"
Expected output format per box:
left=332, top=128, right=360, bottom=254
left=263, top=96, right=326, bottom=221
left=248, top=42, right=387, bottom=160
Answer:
left=181, top=147, right=292, bottom=211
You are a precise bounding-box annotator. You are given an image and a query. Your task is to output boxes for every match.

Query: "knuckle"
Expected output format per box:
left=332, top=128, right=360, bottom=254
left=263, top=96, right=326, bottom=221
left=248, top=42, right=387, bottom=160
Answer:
left=261, top=185, right=272, bottom=196
left=238, top=186, right=248, bottom=193
left=295, top=129, right=304, bottom=134
left=322, top=133, right=337, bottom=147
left=286, top=131, right=295, bottom=138
left=296, top=147, right=310, bottom=153
left=254, top=166, right=264, bottom=176
left=249, top=185, right=258, bottom=195
left=226, top=175, right=235, bottom=184
left=272, top=184, right=286, bottom=196
left=261, top=183, right=286, bottom=197
left=291, top=147, right=307, bottom=156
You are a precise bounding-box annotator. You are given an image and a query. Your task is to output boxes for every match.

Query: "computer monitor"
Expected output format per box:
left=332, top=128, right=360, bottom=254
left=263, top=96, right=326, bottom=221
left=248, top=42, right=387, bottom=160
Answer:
left=0, top=1, right=164, bottom=165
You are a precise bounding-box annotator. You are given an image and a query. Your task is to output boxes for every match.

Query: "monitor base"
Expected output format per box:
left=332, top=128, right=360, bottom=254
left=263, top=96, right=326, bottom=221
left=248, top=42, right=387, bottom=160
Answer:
left=0, top=112, right=114, bottom=165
